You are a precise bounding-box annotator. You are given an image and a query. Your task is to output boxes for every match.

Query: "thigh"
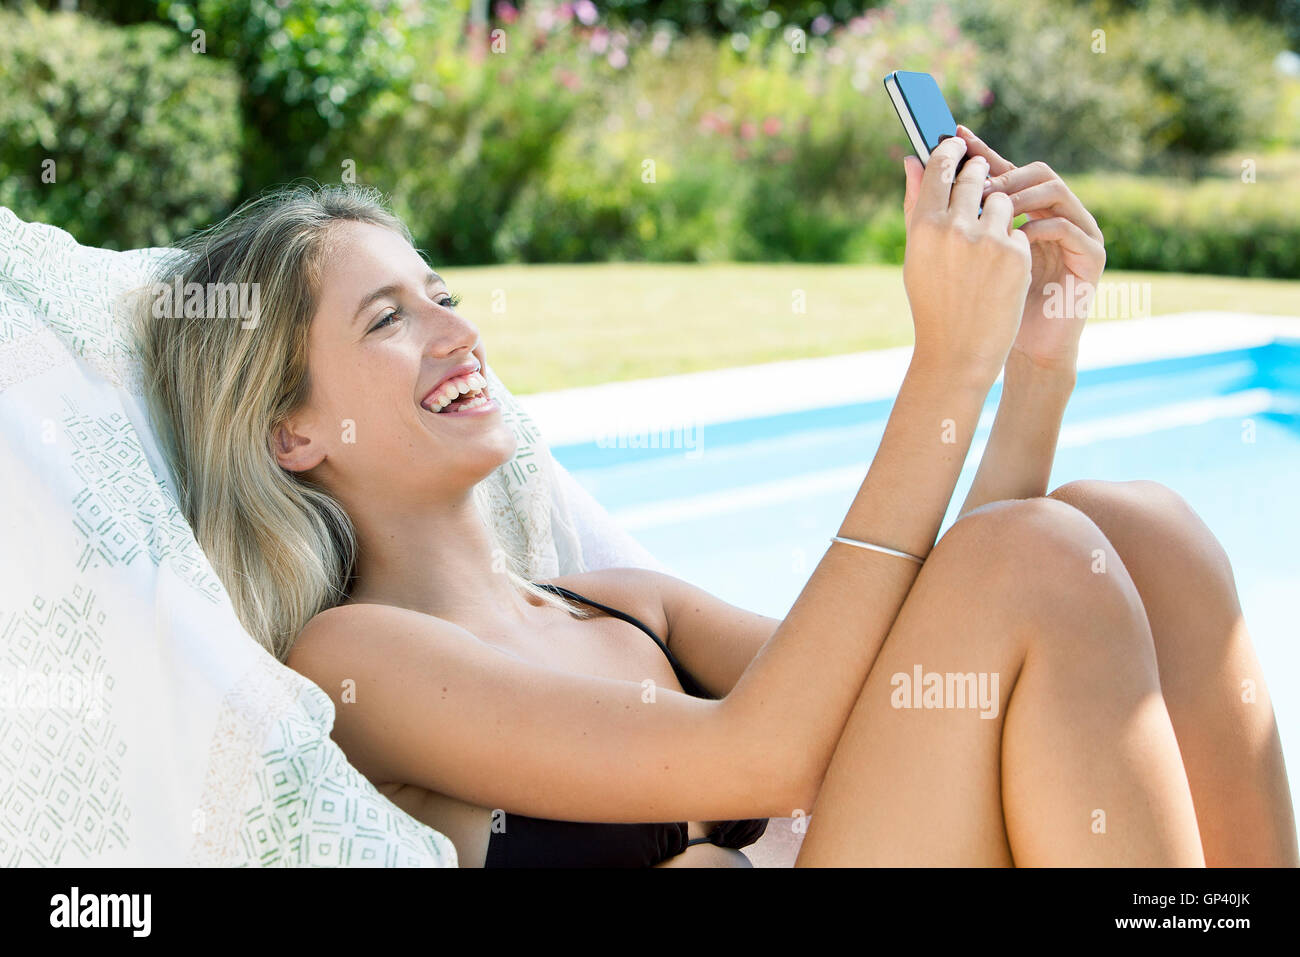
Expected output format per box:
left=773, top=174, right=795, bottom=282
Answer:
left=793, top=502, right=1042, bottom=866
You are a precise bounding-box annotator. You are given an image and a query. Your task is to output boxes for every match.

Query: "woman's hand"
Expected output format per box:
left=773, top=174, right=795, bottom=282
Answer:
left=956, top=125, right=1106, bottom=378
left=901, top=135, right=1032, bottom=388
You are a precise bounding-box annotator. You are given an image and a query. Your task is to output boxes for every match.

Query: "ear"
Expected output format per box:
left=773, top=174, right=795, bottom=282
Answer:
left=270, top=417, right=326, bottom=473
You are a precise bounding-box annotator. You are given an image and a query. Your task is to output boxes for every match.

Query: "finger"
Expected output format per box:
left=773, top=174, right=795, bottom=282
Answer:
left=983, top=162, right=1054, bottom=197
left=949, top=153, right=989, bottom=222
left=916, top=135, right=969, bottom=217
left=1003, top=181, right=1099, bottom=241
left=978, top=189, right=1014, bottom=235
left=1017, top=216, right=1105, bottom=274
left=1018, top=214, right=1098, bottom=250
left=902, top=155, right=923, bottom=229
left=955, top=124, right=1015, bottom=176
left=985, top=164, right=1104, bottom=244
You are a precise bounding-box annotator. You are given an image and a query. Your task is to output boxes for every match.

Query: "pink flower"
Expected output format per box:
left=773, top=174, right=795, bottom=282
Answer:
left=740, top=121, right=757, bottom=140
left=811, top=14, right=833, bottom=36
left=698, top=112, right=727, bottom=134
left=574, top=0, right=599, bottom=26
left=608, top=48, right=628, bottom=69
left=762, top=116, right=782, bottom=136
left=494, top=1, right=518, bottom=24
left=589, top=26, right=609, bottom=54
left=556, top=67, right=581, bottom=91
left=556, top=3, right=573, bottom=23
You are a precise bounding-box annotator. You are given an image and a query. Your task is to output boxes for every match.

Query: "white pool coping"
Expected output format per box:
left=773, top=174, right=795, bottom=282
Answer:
left=515, top=312, right=1300, bottom=447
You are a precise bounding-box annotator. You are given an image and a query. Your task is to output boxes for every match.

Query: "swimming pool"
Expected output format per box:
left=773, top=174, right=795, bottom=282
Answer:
left=541, top=320, right=1300, bottom=814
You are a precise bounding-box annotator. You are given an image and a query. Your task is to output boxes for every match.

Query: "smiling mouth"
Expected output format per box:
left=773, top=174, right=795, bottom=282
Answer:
left=421, top=371, right=494, bottom=414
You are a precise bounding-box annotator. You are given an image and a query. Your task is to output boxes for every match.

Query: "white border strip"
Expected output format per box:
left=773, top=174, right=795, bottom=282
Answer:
left=516, top=312, right=1299, bottom=447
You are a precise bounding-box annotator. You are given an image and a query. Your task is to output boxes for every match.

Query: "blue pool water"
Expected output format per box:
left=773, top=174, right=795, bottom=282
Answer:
left=553, top=340, right=1300, bottom=814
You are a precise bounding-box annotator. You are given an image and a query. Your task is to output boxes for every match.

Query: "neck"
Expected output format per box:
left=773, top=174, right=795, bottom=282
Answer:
left=342, top=486, right=538, bottom=626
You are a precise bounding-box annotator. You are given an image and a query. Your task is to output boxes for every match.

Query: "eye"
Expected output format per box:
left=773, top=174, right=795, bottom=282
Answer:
left=368, top=307, right=403, bottom=334
left=366, top=291, right=461, bottom=334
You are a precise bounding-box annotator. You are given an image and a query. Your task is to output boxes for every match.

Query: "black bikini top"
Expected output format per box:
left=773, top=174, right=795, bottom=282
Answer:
left=482, top=581, right=769, bottom=867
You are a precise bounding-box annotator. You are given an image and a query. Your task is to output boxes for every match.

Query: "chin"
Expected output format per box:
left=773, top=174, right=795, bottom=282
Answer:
left=462, top=422, right=518, bottom=472
left=490, top=424, right=519, bottom=466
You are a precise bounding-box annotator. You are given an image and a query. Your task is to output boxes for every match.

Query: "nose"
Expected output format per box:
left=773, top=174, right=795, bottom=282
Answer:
left=420, top=293, right=480, bottom=359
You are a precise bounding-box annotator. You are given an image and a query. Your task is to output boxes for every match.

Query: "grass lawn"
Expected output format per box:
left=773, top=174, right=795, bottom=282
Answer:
left=446, top=262, right=1300, bottom=394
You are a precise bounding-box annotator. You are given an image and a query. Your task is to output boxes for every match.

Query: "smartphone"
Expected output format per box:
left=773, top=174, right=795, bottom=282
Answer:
left=883, top=70, right=967, bottom=172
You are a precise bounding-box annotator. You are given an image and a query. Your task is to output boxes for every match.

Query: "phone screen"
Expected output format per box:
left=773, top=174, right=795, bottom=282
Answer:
left=884, top=70, right=962, bottom=168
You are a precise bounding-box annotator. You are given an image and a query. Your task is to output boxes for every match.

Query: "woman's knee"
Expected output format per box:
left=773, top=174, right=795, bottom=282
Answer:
left=1048, top=479, right=1236, bottom=591
left=936, top=496, right=1124, bottom=594
left=931, top=496, right=1152, bottom=655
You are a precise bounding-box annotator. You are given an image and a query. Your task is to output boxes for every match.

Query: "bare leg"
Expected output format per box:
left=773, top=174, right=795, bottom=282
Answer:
left=794, top=497, right=1204, bottom=866
left=1047, top=479, right=1299, bottom=866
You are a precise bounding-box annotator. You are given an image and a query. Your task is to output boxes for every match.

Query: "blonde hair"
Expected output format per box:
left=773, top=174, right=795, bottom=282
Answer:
left=129, top=182, right=592, bottom=661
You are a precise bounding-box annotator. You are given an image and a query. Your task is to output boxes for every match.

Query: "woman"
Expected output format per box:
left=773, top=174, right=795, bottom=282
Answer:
left=131, top=127, right=1298, bottom=867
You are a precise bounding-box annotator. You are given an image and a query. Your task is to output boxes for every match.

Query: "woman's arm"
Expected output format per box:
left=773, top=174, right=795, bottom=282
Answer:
left=958, top=350, right=1075, bottom=516
left=289, top=137, right=1031, bottom=825
left=953, top=125, right=1106, bottom=517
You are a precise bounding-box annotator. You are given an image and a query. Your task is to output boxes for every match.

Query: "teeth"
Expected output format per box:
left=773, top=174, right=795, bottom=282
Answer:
left=424, top=371, right=488, bottom=412
left=453, top=394, right=489, bottom=412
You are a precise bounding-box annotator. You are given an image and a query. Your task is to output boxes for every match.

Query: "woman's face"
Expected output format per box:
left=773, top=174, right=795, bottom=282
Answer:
left=272, top=220, right=517, bottom=500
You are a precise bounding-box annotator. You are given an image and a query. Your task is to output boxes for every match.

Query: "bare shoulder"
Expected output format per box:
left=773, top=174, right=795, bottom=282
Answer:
left=285, top=601, right=473, bottom=679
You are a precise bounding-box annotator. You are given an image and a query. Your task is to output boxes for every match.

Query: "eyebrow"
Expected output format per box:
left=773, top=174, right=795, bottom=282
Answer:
left=352, top=270, right=444, bottom=324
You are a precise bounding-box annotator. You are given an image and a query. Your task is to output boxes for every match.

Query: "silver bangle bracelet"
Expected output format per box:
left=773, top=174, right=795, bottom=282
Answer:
left=829, top=535, right=925, bottom=565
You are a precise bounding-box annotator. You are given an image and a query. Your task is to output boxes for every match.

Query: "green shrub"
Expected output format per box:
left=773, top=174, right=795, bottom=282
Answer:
left=953, top=0, right=1148, bottom=171
left=155, top=0, right=415, bottom=195
left=0, top=6, right=241, bottom=249
left=470, top=3, right=986, bottom=262
left=350, top=2, right=607, bottom=264
left=952, top=0, right=1282, bottom=175
left=1073, top=172, right=1300, bottom=277
left=1124, top=0, right=1281, bottom=174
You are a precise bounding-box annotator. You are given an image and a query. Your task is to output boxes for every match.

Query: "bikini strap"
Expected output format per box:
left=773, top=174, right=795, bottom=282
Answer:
left=532, top=581, right=712, bottom=699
